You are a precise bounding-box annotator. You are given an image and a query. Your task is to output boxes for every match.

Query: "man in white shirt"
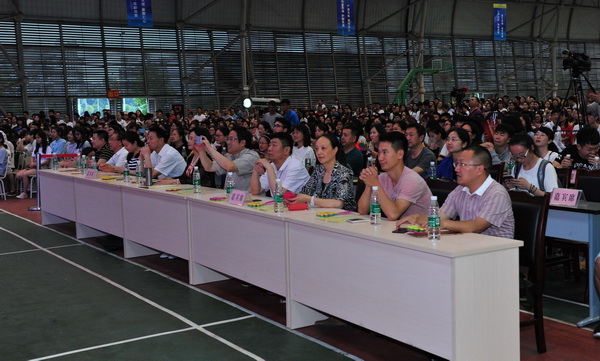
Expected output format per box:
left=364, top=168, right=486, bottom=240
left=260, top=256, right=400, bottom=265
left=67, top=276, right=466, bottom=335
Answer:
left=193, top=107, right=207, bottom=122
left=250, top=132, right=309, bottom=195
left=139, top=126, right=186, bottom=179
left=101, top=131, right=128, bottom=172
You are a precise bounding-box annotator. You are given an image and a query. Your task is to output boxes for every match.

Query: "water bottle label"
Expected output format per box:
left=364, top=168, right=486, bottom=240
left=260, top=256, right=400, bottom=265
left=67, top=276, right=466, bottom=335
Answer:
left=428, top=216, right=440, bottom=227
left=193, top=179, right=200, bottom=186
left=226, top=185, right=234, bottom=194
left=305, top=159, right=310, bottom=167
left=370, top=203, right=380, bottom=213
left=136, top=171, right=142, bottom=177
left=274, top=194, right=283, bottom=203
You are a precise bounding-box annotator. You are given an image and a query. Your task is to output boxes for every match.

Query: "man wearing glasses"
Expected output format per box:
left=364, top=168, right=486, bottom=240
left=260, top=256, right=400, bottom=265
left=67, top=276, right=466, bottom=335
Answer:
left=272, top=118, right=290, bottom=134
left=398, top=146, right=514, bottom=238
left=196, top=126, right=259, bottom=192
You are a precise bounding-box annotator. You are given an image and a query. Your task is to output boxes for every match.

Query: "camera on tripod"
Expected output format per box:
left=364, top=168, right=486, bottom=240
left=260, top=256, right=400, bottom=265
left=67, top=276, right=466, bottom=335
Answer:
left=451, top=86, right=468, bottom=103
left=562, top=50, right=591, bottom=77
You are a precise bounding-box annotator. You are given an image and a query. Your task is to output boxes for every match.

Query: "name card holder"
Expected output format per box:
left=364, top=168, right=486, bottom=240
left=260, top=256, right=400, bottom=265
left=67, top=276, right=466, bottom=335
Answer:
left=228, top=190, right=247, bottom=205
left=550, top=188, right=583, bottom=207
left=85, top=169, right=98, bottom=179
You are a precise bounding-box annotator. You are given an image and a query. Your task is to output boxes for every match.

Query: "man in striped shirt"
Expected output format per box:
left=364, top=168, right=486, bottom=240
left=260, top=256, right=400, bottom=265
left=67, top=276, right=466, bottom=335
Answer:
left=398, top=146, right=514, bottom=239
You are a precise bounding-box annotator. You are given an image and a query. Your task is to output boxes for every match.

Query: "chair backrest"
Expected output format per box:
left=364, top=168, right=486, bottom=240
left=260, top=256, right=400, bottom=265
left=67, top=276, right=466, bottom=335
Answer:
left=555, top=167, right=573, bottom=188
left=509, top=191, right=550, bottom=284
left=574, top=169, right=600, bottom=202
left=426, top=178, right=459, bottom=207
left=490, top=162, right=505, bottom=183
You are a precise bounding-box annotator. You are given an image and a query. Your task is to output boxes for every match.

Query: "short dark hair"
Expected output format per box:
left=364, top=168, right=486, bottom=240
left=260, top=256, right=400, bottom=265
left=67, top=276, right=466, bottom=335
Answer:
left=406, top=123, right=426, bottom=137
left=230, top=125, right=252, bottom=147
left=446, top=127, right=471, bottom=147
left=342, top=124, right=360, bottom=141
left=92, top=130, right=109, bottom=143
left=318, top=133, right=347, bottom=167
left=464, top=145, right=492, bottom=174
left=379, top=131, right=408, bottom=160
left=280, top=99, right=291, bottom=105
left=122, top=130, right=144, bottom=147
left=494, top=123, right=516, bottom=137
left=274, top=118, right=291, bottom=133
left=576, top=127, right=600, bottom=146
left=508, top=132, right=534, bottom=150
left=270, top=132, right=294, bottom=155
left=147, top=126, right=168, bottom=141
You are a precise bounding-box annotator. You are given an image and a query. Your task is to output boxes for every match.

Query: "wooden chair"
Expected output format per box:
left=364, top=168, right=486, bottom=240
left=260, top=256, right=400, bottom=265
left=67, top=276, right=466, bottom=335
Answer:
left=490, top=162, right=505, bottom=183
left=573, top=169, right=600, bottom=202
left=425, top=178, right=458, bottom=207
left=510, top=191, right=551, bottom=354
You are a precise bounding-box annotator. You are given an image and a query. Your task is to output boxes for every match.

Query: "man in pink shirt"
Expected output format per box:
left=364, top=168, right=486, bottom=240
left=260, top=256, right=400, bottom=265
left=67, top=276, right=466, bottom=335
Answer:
left=358, top=132, right=432, bottom=220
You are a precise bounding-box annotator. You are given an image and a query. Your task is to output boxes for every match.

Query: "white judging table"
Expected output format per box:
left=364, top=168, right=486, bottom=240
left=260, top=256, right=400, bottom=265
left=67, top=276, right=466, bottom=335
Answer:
left=39, top=169, right=522, bottom=361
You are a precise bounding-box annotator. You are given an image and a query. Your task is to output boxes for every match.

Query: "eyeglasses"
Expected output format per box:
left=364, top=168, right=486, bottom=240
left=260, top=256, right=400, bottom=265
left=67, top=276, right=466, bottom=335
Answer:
left=511, top=149, right=529, bottom=160
left=226, top=137, right=238, bottom=141
left=445, top=137, right=461, bottom=142
left=453, top=162, right=482, bottom=168
left=273, top=124, right=283, bottom=128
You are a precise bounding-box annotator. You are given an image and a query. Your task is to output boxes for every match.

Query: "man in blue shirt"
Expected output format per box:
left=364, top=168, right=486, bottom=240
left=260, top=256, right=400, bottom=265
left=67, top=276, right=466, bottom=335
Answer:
left=341, top=124, right=364, bottom=177
left=281, top=99, right=299, bottom=127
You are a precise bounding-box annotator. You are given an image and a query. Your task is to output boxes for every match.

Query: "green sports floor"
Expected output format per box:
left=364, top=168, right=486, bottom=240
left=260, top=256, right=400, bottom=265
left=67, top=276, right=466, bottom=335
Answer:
left=0, top=210, right=357, bottom=361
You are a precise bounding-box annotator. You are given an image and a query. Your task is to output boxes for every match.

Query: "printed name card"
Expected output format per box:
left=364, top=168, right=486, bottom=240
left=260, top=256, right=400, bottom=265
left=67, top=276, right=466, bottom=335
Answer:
left=84, top=169, right=98, bottom=179
left=228, top=190, right=247, bottom=205
left=550, top=188, right=582, bottom=207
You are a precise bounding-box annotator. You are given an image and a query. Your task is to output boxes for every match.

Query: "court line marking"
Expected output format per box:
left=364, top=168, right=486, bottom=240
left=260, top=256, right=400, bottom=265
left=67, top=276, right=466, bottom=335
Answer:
left=0, top=211, right=361, bottom=361
left=29, top=316, right=257, bottom=361
left=0, top=243, right=82, bottom=257
left=0, top=226, right=264, bottom=361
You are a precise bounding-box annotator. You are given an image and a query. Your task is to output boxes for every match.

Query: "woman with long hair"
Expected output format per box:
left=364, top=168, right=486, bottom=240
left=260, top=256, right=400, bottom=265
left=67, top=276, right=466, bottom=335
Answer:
left=16, top=130, right=51, bottom=199
left=291, top=123, right=316, bottom=167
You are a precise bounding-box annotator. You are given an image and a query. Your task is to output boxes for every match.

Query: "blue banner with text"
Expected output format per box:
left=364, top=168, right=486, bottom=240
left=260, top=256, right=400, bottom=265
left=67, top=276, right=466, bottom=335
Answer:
left=127, top=0, right=153, bottom=27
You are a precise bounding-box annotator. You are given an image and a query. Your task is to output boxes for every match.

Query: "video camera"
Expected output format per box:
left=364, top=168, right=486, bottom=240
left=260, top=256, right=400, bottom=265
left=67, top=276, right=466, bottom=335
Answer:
left=562, top=50, right=591, bottom=78
left=450, top=86, right=468, bottom=103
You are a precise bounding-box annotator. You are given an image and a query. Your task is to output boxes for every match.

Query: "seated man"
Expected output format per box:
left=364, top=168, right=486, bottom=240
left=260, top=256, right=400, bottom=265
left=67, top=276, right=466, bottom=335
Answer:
left=90, top=130, right=115, bottom=167
left=250, top=132, right=310, bottom=195
left=480, top=123, right=515, bottom=165
left=101, top=130, right=128, bottom=172
left=340, top=124, right=364, bottom=177
left=404, top=123, right=436, bottom=177
left=554, top=127, right=600, bottom=170
left=196, top=126, right=259, bottom=191
left=139, top=126, right=186, bottom=179
left=358, top=132, right=432, bottom=220
left=398, top=146, right=515, bottom=238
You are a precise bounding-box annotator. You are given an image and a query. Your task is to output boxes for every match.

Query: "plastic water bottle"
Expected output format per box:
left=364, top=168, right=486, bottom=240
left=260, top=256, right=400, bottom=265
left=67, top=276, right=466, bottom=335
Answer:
left=273, top=178, right=284, bottom=215
left=136, top=160, right=143, bottom=185
left=51, top=153, right=58, bottom=170
left=427, top=196, right=441, bottom=242
left=429, top=161, right=436, bottom=179
left=89, top=158, right=97, bottom=170
left=123, top=167, right=130, bottom=183
left=193, top=166, right=201, bottom=194
left=370, top=186, right=381, bottom=225
left=76, top=153, right=82, bottom=173
left=81, top=155, right=87, bottom=174
left=225, top=171, right=234, bottom=197
left=594, top=156, right=600, bottom=170
left=506, top=157, right=515, bottom=176
left=367, top=156, right=376, bottom=168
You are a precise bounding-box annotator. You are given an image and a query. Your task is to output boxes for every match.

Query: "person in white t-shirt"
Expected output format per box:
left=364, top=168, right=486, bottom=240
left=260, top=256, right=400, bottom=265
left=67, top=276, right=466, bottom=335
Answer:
left=290, top=124, right=316, bottom=167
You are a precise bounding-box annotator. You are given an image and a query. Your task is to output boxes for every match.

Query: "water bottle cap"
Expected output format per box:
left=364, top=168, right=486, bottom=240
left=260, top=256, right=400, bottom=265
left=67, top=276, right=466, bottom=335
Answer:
left=430, top=161, right=435, bottom=166
left=194, top=166, right=199, bottom=170
left=431, top=196, right=438, bottom=201
left=372, top=186, right=378, bottom=191
left=227, top=171, right=233, bottom=175
left=275, top=178, right=281, bottom=182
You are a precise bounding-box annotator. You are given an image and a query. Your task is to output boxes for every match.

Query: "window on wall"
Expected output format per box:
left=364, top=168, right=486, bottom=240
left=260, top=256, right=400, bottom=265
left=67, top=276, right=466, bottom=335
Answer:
left=77, top=98, right=109, bottom=116
left=122, top=98, right=149, bottom=113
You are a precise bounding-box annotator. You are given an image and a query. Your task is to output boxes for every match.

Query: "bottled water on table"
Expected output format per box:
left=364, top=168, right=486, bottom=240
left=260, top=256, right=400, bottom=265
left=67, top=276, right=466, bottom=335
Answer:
left=273, top=178, right=284, bottom=214
left=370, top=185, right=381, bottom=225
left=193, top=166, right=201, bottom=194
left=51, top=153, right=58, bottom=171
left=429, top=161, right=436, bottom=179
left=136, top=161, right=144, bottom=185
left=225, top=172, right=235, bottom=197
left=427, top=196, right=441, bottom=242
left=123, top=168, right=130, bottom=183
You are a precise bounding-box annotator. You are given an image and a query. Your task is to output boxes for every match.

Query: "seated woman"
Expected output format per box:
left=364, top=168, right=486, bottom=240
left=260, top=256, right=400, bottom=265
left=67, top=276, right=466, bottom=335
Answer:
left=257, top=134, right=270, bottom=159
left=533, top=127, right=559, bottom=163
left=111, top=130, right=144, bottom=174
left=287, top=134, right=356, bottom=211
left=291, top=123, right=316, bottom=167
left=505, top=132, right=558, bottom=196
left=169, top=126, right=188, bottom=158
left=368, top=123, right=385, bottom=160
left=436, top=127, right=470, bottom=180
left=16, top=130, right=51, bottom=199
